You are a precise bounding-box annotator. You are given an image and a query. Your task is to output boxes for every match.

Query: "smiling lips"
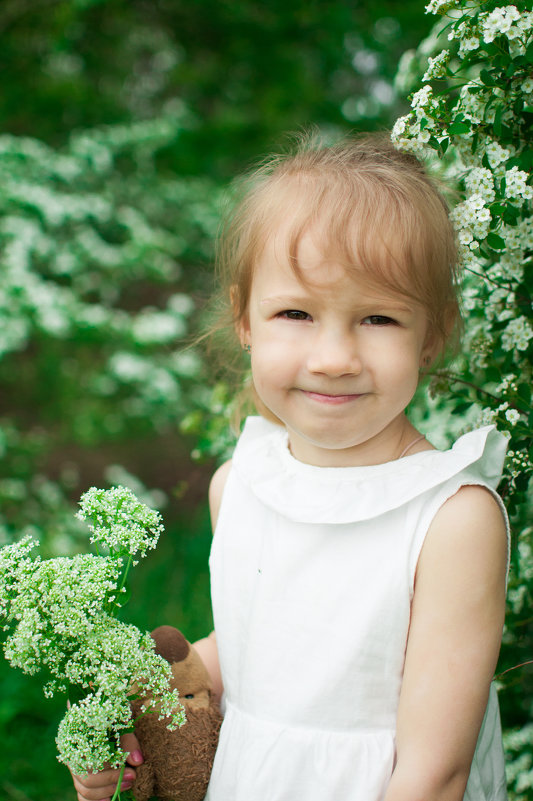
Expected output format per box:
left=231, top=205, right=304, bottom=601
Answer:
left=300, top=390, right=366, bottom=405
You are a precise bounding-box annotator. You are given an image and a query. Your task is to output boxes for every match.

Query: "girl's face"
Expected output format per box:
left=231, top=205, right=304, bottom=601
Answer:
left=239, top=225, right=436, bottom=468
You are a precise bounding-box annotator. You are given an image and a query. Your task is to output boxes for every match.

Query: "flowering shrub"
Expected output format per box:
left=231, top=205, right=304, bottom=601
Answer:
left=0, top=486, right=185, bottom=795
left=0, top=116, right=220, bottom=550
left=392, top=2, right=532, bottom=796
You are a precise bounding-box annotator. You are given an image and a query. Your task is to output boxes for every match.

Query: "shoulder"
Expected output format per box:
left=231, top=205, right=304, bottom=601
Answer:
left=417, top=484, right=508, bottom=596
left=208, top=459, right=233, bottom=530
left=429, top=484, right=507, bottom=552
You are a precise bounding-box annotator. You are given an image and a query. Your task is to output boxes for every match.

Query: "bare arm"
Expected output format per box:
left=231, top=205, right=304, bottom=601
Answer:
left=384, top=485, right=507, bottom=801
left=192, top=459, right=233, bottom=703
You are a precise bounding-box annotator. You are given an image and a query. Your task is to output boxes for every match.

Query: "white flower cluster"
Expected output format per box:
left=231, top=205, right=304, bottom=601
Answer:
left=393, top=0, right=532, bottom=325
left=502, top=316, right=533, bottom=352
left=392, top=84, right=447, bottom=148
left=480, top=6, right=532, bottom=44
left=56, top=690, right=133, bottom=775
left=445, top=16, right=485, bottom=56
left=77, top=485, right=164, bottom=558
left=485, top=141, right=512, bottom=170
left=425, top=0, right=461, bottom=14
left=422, top=50, right=450, bottom=81
left=451, top=193, right=492, bottom=246
left=55, top=619, right=184, bottom=773
left=0, top=535, right=38, bottom=619
left=0, top=487, right=185, bottom=777
left=2, top=553, right=120, bottom=679
left=505, top=166, right=533, bottom=201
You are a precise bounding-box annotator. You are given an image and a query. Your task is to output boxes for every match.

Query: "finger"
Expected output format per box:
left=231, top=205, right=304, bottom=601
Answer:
left=121, top=731, right=144, bottom=765
left=72, top=767, right=135, bottom=801
left=72, top=771, right=113, bottom=801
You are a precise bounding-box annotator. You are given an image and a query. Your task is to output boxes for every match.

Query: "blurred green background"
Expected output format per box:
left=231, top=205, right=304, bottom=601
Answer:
left=0, top=1, right=527, bottom=799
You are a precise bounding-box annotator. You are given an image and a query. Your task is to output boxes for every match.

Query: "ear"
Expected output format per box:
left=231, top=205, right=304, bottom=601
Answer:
left=230, top=284, right=251, bottom=347
left=420, top=326, right=441, bottom=369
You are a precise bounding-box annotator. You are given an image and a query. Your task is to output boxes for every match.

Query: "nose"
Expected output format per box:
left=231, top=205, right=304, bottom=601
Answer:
left=306, top=328, right=362, bottom=377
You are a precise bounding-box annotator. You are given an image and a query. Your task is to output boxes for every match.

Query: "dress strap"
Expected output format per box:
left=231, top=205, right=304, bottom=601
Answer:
left=399, top=435, right=426, bottom=459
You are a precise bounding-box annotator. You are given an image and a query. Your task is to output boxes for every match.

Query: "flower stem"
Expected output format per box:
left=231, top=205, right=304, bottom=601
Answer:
left=110, top=760, right=126, bottom=801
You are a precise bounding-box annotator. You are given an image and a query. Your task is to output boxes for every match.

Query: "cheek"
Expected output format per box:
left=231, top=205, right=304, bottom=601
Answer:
left=373, top=341, right=422, bottom=387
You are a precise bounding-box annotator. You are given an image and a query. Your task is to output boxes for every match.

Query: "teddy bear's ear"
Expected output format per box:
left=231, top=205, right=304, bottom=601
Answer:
left=150, top=626, right=190, bottom=664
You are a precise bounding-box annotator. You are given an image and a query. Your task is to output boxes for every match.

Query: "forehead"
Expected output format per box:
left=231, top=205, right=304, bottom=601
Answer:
left=252, top=225, right=414, bottom=309
left=250, top=175, right=417, bottom=292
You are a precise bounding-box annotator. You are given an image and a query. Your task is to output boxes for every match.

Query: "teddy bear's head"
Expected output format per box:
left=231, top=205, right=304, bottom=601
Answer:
left=153, top=626, right=212, bottom=713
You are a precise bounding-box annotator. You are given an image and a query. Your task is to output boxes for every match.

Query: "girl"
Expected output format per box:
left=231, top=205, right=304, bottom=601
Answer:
left=72, top=134, right=509, bottom=801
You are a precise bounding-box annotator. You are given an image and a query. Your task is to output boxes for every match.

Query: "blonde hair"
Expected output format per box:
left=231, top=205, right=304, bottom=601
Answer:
left=211, top=132, right=461, bottom=415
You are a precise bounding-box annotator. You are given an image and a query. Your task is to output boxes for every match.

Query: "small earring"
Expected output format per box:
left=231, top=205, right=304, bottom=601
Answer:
left=243, top=343, right=251, bottom=353
left=421, top=355, right=431, bottom=368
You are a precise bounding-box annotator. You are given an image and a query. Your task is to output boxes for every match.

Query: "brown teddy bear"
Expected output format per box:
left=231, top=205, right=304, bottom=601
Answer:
left=131, top=626, right=222, bottom=801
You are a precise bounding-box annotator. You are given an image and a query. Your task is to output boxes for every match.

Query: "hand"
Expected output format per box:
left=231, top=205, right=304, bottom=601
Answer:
left=70, top=732, right=143, bottom=801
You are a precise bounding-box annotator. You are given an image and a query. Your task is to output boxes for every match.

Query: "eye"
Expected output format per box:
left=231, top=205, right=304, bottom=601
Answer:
left=362, top=315, right=396, bottom=326
left=279, top=309, right=311, bottom=321
left=184, top=693, right=195, bottom=699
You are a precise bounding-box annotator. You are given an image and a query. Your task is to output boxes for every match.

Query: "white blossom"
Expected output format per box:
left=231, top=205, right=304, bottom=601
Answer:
left=425, top=0, right=460, bottom=14
left=77, top=486, right=164, bottom=558
left=485, top=142, right=511, bottom=170
left=481, top=6, right=523, bottom=43
left=459, top=37, right=480, bottom=56
left=56, top=691, right=134, bottom=775
left=502, top=317, right=533, bottom=352
left=505, top=409, right=521, bottom=426
left=411, top=85, right=433, bottom=110
left=423, top=50, right=450, bottom=82
left=0, top=487, right=185, bottom=778
left=505, top=166, right=533, bottom=201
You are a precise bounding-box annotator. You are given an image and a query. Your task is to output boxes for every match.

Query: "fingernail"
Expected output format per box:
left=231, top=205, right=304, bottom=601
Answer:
left=131, top=749, right=144, bottom=763
left=121, top=781, right=133, bottom=791
left=124, top=771, right=136, bottom=781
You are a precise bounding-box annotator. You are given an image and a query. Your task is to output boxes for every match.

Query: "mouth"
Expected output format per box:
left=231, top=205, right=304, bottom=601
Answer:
left=300, top=390, right=365, bottom=405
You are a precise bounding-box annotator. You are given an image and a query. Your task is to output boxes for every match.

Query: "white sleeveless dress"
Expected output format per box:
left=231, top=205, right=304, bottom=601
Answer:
left=206, top=416, right=509, bottom=801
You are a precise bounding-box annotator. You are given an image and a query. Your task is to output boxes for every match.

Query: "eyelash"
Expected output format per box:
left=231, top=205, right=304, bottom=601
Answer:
left=362, top=315, right=397, bottom=326
left=278, top=310, right=311, bottom=321
left=278, top=311, right=397, bottom=326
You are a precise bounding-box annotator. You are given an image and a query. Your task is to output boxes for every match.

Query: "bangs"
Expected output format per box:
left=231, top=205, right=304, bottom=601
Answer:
left=222, top=134, right=459, bottom=347
left=248, top=171, right=456, bottom=339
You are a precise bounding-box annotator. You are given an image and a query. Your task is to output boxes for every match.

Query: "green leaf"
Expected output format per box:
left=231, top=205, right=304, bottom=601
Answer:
left=505, top=62, right=518, bottom=79
left=480, top=69, right=497, bottom=87
left=503, top=204, right=521, bottom=225
left=493, top=105, right=504, bottom=138
left=517, top=384, right=531, bottom=406
left=486, top=232, right=506, bottom=250
left=448, top=121, right=471, bottom=135
left=518, top=149, right=533, bottom=170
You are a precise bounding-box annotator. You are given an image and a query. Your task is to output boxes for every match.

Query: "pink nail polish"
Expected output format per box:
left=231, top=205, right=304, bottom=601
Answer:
left=131, top=749, right=144, bottom=763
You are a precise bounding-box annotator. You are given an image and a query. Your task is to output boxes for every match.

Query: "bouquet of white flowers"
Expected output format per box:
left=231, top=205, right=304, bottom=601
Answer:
left=0, top=485, right=186, bottom=799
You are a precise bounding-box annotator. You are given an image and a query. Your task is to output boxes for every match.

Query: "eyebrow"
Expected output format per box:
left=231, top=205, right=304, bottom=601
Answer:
left=259, top=294, right=415, bottom=313
left=259, top=295, right=311, bottom=306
